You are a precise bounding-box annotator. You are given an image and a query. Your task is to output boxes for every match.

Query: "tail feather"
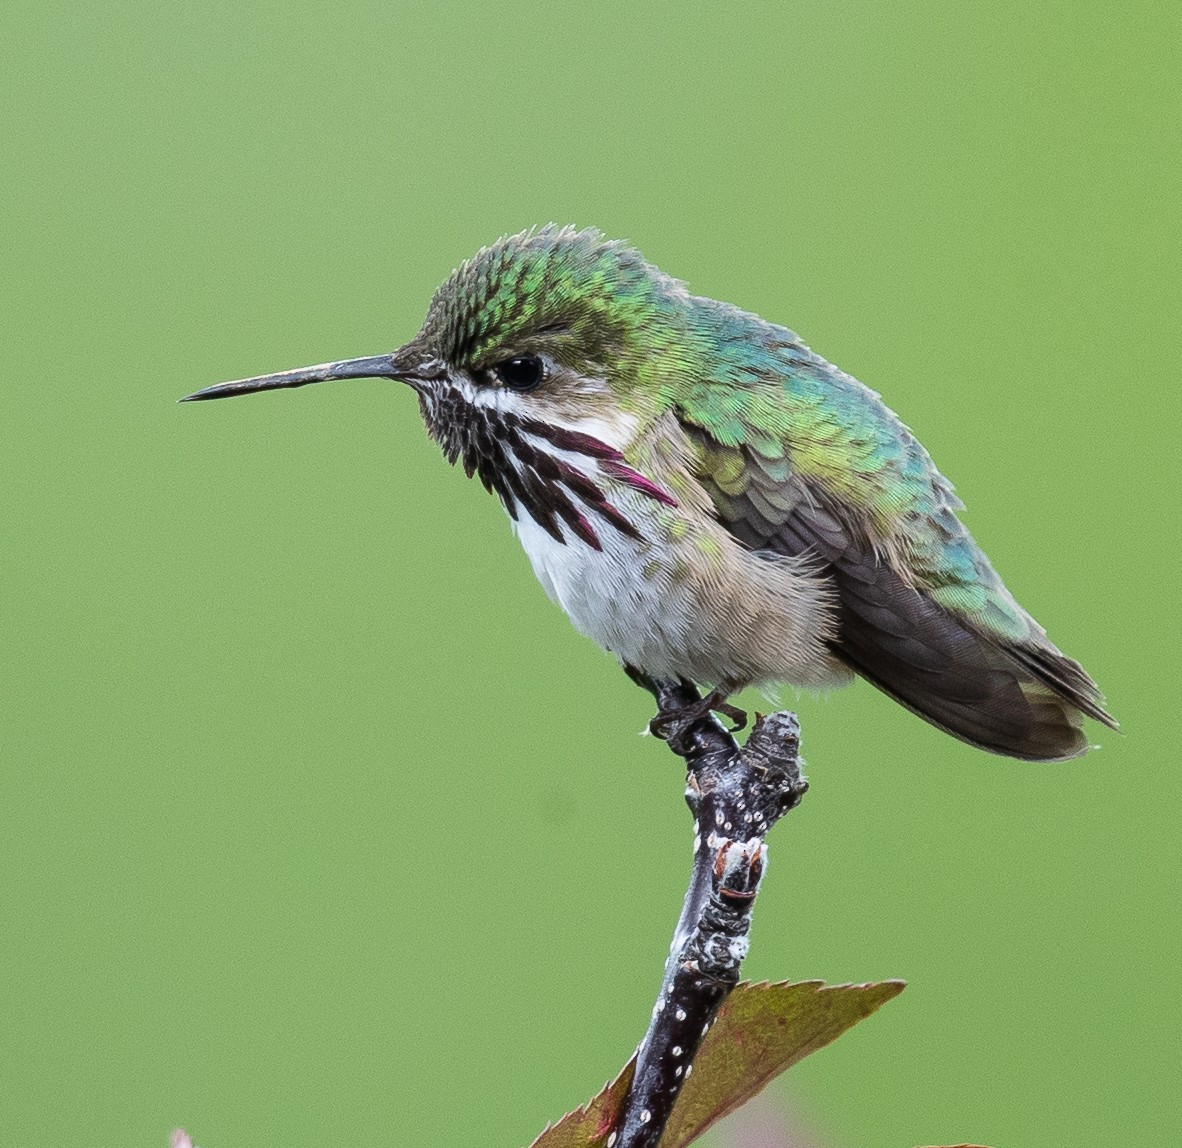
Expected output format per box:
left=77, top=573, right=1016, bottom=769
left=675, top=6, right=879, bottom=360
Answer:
left=828, top=555, right=1114, bottom=762
left=1008, top=643, right=1117, bottom=729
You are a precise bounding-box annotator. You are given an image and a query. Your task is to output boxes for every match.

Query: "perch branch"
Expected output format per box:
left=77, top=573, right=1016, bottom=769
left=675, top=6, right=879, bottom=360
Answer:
left=610, top=679, right=807, bottom=1148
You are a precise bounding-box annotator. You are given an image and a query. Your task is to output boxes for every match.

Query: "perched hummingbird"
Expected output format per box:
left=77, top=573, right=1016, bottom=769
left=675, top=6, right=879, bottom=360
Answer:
left=183, top=226, right=1115, bottom=760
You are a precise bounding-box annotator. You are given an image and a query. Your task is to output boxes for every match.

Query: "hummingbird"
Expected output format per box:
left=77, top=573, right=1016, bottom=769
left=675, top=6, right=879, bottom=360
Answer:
left=182, top=225, right=1115, bottom=761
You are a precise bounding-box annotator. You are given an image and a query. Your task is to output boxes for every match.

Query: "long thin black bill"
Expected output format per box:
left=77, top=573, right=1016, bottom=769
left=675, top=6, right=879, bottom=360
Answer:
left=179, top=354, right=401, bottom=402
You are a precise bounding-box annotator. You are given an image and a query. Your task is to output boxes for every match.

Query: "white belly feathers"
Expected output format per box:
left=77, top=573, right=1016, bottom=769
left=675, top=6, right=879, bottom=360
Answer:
left=509, top=478, right=847, bottom=692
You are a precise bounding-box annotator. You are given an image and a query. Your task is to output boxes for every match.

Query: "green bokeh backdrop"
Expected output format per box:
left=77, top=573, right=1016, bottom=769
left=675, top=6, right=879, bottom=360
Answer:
left=3, top=2, right=1177, bottom=1145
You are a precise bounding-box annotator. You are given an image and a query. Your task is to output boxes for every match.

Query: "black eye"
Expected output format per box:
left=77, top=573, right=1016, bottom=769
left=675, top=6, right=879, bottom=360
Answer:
left=494, top=355, right=545, bottom=392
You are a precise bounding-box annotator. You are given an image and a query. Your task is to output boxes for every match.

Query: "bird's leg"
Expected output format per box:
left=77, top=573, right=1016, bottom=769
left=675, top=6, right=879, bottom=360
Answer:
left=623, top=663, right=666, bottom=698
left=624, top=667, right=747, bottom=742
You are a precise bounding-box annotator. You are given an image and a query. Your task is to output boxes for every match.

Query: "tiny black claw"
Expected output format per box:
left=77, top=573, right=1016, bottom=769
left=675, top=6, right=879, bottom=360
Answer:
left=648, top=708, right=689, bottom=741
left=715, top=701, right=748, bottom=733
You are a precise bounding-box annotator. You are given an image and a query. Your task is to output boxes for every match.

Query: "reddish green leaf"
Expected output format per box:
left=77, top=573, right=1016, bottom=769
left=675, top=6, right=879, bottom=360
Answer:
left=661, top=980, right=905, bottom=1147
left=527, top=1061, right=634, bottom=1148
left=529, top=979, right=904, bottom=1148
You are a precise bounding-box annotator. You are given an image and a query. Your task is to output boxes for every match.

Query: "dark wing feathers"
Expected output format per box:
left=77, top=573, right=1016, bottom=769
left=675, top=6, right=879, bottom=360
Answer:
left=684, top=426, right=1113, bottom=762
left=827, top=541, right=1094, bottom=760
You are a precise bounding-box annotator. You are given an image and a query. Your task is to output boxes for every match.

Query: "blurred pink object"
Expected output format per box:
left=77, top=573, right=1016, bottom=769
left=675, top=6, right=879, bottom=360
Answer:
left=712, top=1092, right=826, bottom=1148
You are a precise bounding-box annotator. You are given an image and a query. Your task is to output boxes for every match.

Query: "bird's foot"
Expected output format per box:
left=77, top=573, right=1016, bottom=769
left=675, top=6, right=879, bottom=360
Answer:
left=649, top=688, right=748, bottom=742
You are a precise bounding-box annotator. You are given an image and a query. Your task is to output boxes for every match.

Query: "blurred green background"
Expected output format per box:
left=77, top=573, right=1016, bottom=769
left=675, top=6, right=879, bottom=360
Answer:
left=2, top=1, right=1177, bottom=1145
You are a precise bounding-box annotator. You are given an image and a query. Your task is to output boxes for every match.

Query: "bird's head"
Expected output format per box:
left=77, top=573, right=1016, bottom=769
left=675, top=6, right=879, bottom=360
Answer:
left=182, top=226, right=691, bottom=460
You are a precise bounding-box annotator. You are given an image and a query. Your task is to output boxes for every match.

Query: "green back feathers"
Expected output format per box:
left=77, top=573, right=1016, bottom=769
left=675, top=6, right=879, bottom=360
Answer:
left=673, top=308, right=1037, bottom=645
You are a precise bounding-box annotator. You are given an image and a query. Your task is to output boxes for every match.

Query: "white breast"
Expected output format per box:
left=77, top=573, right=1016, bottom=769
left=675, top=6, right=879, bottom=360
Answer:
left=510, top=495, right=694, bottom=677
left=509, top=484, right=847, bottom=692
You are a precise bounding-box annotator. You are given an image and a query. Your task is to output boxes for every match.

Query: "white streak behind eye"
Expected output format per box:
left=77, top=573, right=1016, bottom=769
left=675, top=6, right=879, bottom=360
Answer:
left=430, top=374, right=640, bottom=454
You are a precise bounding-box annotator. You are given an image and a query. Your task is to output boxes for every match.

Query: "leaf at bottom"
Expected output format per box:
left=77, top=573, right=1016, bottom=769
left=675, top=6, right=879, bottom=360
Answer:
left=529, top=978, right=904, bottom=1148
